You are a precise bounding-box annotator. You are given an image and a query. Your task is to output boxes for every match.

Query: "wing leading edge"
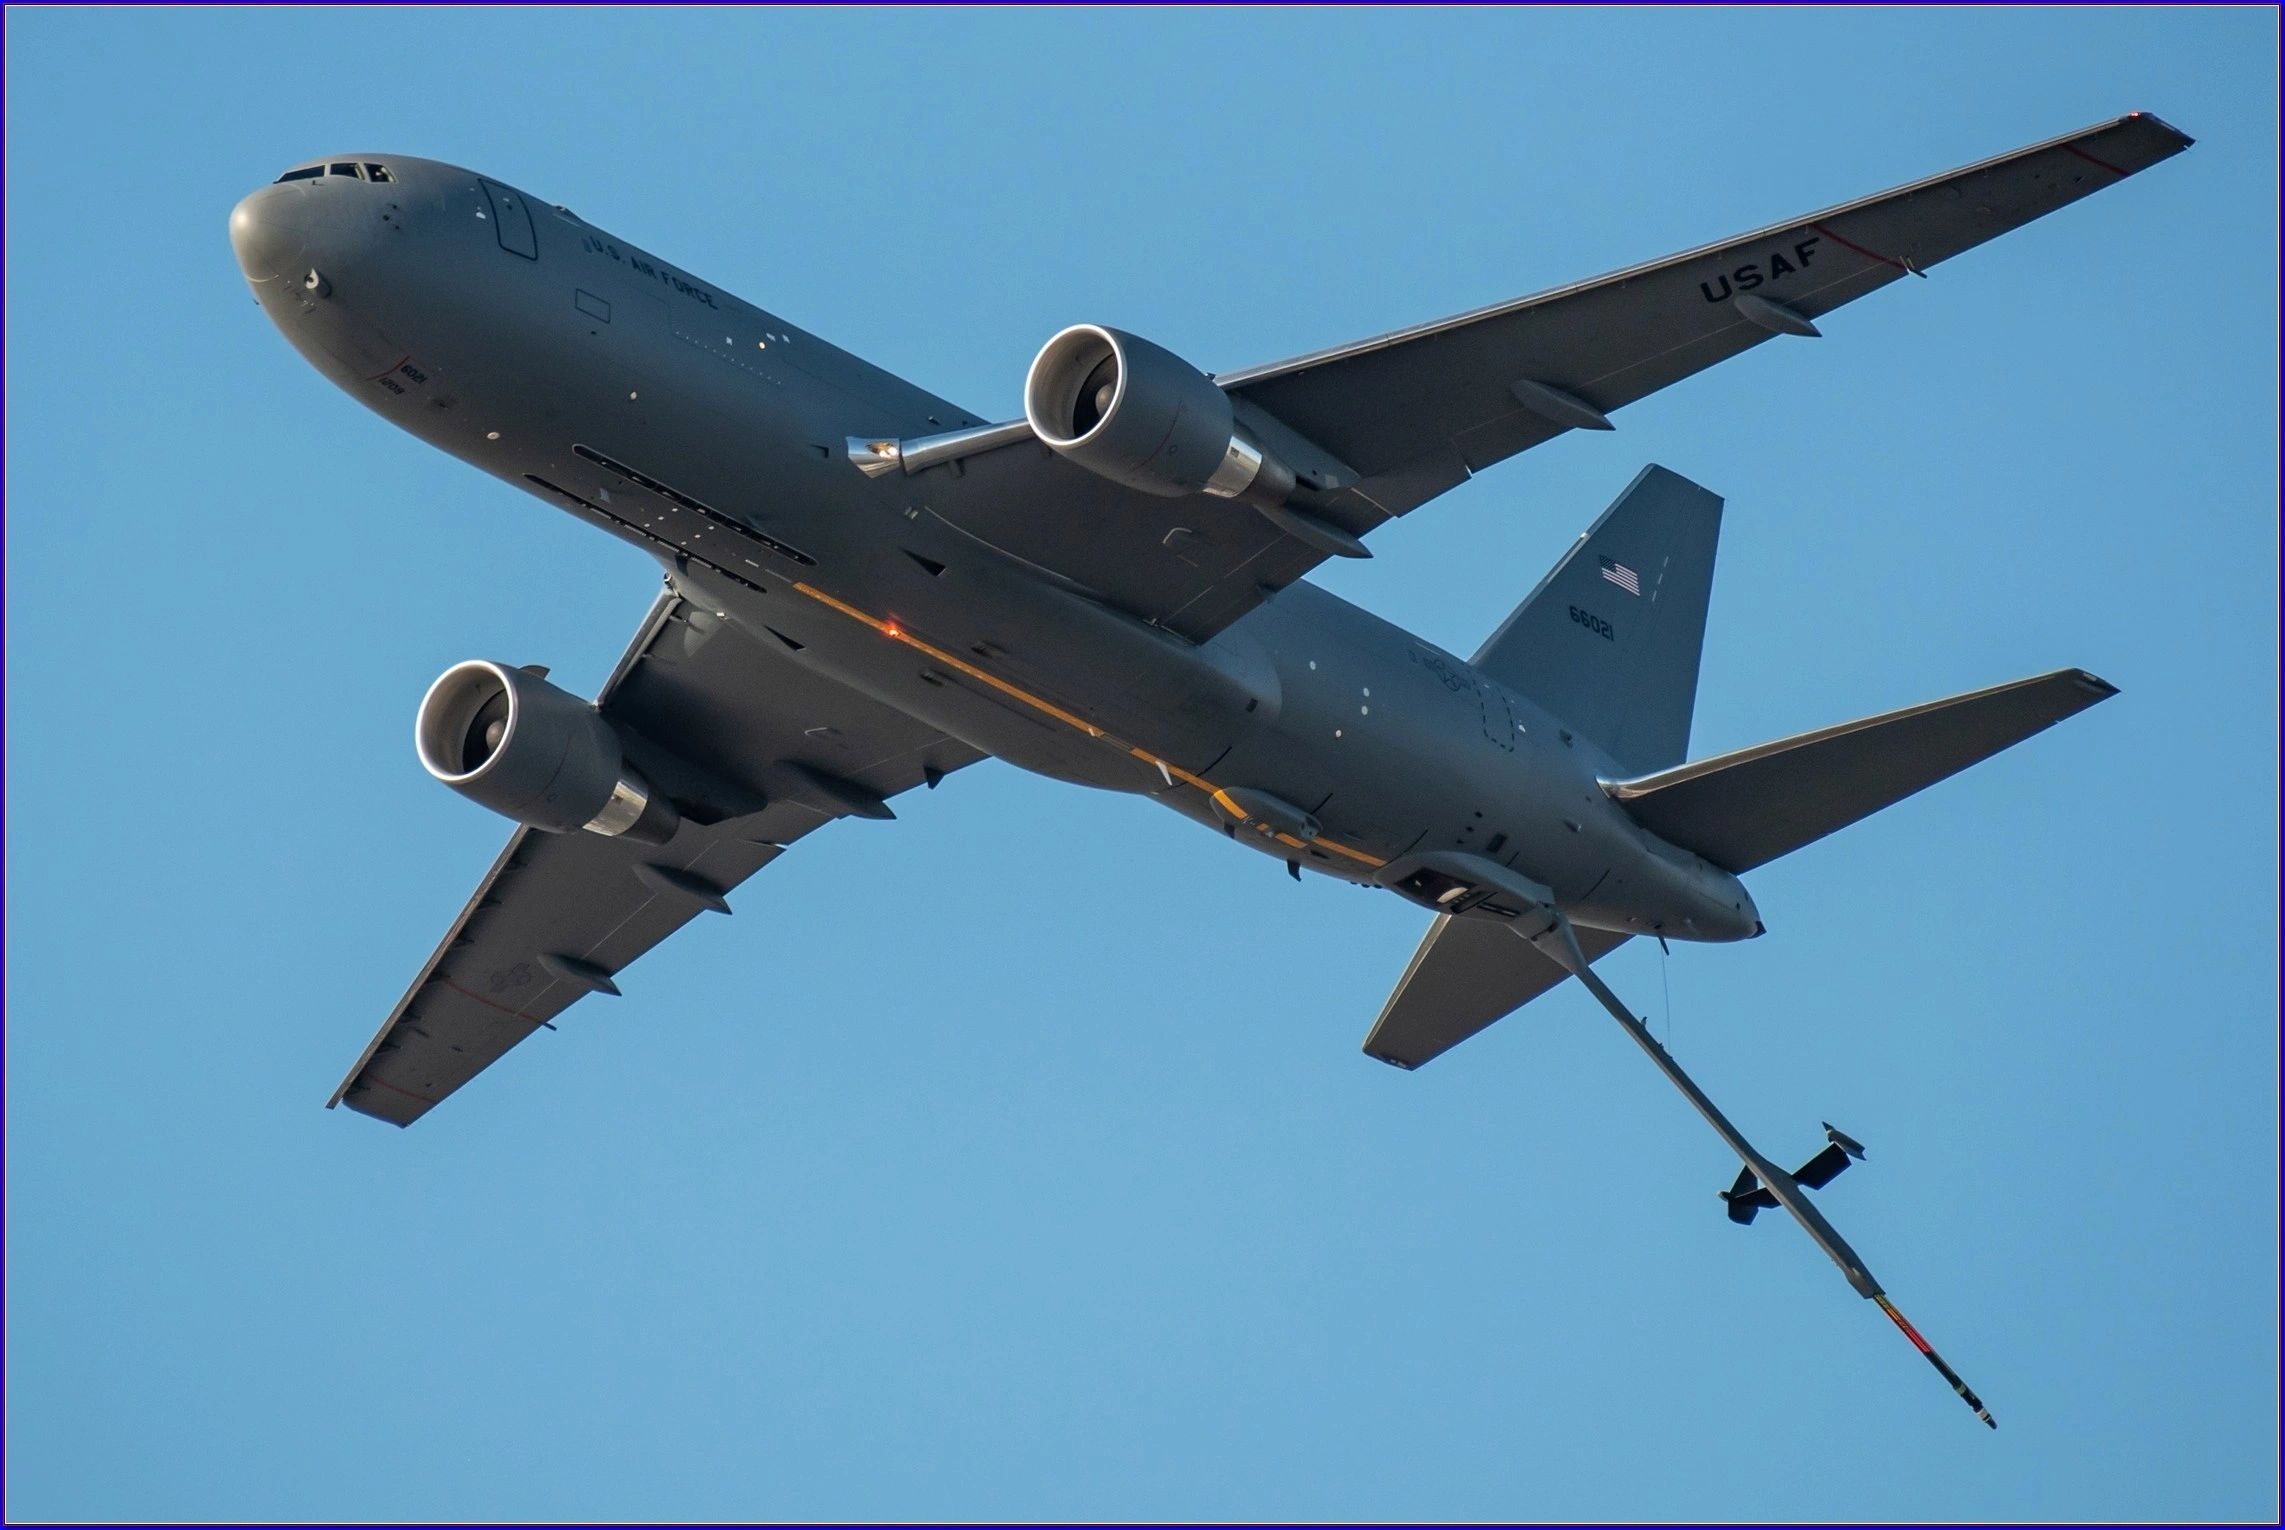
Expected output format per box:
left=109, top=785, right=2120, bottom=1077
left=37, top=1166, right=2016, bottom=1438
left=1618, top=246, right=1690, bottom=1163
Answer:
left=1222, top=112, right=2194, bottom=506
left=331, top=585, right=982, bottom=1126
left=919, top=114, right=2188, bottom=644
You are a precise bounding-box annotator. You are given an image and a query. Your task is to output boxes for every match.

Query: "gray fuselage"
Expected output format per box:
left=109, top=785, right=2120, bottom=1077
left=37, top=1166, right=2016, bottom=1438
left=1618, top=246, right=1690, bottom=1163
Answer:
left=230, top=154, right=1758, bottom=943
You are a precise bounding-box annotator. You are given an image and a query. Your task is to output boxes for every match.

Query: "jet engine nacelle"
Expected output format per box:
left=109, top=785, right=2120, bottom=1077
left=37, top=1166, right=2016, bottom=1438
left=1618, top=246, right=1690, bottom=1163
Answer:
left=414, top=660, right=679, bottom=844
left=1024, top=324, right=1296, bottom=506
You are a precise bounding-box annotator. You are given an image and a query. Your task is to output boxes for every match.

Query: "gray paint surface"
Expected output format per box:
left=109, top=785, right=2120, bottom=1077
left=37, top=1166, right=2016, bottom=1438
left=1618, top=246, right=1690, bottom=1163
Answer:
left=225, top=118, right=2185, bottom=1125
left=1470, top=463, right=1723, bottom=777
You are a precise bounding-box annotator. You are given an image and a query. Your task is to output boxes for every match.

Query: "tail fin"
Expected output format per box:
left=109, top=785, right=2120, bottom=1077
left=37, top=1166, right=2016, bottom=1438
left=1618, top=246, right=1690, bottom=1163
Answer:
left=1472, top=464, right=1722, bottom=775
left=1606, top=668, right=2118, bottom=873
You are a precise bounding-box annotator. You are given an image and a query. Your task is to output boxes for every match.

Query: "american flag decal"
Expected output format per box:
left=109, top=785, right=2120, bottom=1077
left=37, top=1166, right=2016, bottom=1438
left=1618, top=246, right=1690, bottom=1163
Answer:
left=1599, top=556, right=1641, bottom=596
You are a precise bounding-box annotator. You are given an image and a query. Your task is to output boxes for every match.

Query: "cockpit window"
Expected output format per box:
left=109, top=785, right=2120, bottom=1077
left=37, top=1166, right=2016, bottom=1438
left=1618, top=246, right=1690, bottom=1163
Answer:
left=276, top=162, right=393, bottom=184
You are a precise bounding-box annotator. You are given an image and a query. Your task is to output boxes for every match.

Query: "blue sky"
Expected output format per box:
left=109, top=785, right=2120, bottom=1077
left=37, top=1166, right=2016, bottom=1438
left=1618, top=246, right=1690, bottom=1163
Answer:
left=4, top=6, right=2275, bottom=1520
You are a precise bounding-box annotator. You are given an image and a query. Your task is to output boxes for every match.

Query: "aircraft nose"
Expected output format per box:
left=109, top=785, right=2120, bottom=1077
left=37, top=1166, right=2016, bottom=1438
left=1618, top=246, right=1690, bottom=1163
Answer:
left=229, top=187, right=308, bottom=283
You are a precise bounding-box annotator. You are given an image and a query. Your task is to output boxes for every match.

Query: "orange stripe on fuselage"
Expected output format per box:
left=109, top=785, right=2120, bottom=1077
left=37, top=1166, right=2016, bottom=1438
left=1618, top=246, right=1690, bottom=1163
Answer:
left=788, top=582, right=1389, bottom=870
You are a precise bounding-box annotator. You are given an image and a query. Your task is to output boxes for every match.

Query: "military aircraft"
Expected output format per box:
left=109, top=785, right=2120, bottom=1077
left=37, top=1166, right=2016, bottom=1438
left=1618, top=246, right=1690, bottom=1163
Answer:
left=232, top=114, right=2189, bottom=1426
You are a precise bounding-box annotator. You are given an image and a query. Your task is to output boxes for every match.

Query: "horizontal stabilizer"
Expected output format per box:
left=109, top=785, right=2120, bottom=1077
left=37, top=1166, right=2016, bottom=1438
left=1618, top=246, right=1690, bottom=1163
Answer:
left=1364, top=916, right=1628, bottom=1069
left=1605, top=668, right=2118, bottom=873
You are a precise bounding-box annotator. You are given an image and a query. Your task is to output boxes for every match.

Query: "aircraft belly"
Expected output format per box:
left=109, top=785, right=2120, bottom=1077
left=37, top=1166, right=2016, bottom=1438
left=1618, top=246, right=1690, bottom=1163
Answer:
left=270, top=182, right=1936, bottom=939
left=652, top=556, right=1151, bottom=794
left=1196, top=589, right=1664, bottom=896
left=1205, top=588, right=1528, bottom=867
left=364, top=341, right=1264, bottom=799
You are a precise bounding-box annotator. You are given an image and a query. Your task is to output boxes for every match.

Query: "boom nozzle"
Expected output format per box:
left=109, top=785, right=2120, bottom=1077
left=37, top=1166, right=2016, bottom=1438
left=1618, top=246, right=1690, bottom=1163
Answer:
left=1876, top=1295, right=1997, bottom=1429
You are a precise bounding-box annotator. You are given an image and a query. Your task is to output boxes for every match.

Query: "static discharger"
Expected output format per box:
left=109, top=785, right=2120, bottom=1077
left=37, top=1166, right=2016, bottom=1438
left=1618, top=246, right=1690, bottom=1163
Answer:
left=1522, top=912, right=1996, bottom=1430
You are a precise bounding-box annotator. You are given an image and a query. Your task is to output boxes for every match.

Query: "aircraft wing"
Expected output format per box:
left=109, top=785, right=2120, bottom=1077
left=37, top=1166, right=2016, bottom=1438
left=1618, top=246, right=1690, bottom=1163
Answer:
left=329, top=584, right=983, bottom=1127
left=930, top=113, right=2188, bottom=643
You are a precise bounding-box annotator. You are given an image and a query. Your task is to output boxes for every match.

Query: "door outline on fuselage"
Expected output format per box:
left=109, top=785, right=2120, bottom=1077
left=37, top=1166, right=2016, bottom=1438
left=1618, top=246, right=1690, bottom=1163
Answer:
left=1479, top=678, right=1518, bottom=750
left=480, top=180, right=537, bottom=260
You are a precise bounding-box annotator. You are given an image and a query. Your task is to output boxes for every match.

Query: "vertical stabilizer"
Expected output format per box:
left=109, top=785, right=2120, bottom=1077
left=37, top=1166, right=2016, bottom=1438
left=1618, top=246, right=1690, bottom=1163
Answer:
left=1472, top=465, right=1722, bottom=774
